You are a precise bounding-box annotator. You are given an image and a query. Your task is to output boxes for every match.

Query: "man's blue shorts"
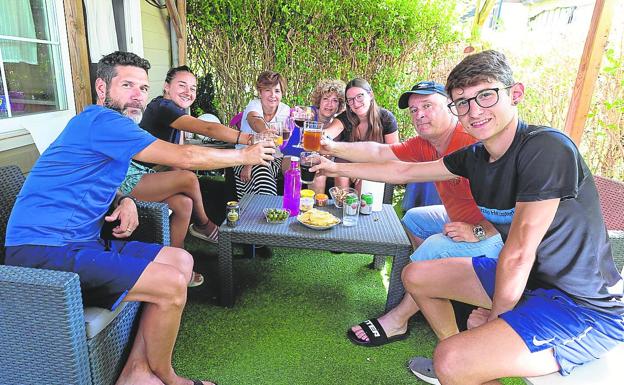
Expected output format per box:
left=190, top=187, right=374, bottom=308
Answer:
left=472, top=256, right=624, bottom=376
left=6, top=240, right=163, bottom=311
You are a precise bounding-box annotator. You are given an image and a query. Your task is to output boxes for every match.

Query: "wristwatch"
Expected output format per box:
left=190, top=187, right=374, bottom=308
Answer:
left=473, top=224, right=486, bottom=241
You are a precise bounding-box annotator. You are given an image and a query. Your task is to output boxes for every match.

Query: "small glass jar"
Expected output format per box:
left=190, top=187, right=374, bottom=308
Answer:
left=300, top=189, right=315, bottom=212
left=315, top=193, right=328, bottom=207
left=226, top=201, right=240, bottom=227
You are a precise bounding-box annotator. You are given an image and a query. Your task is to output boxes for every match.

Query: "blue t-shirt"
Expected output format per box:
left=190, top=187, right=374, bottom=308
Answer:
left=5, top=105, right=157, bottom=246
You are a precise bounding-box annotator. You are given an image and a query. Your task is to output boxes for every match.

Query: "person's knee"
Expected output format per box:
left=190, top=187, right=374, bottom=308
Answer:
left=176, top=169, right=201, bottom=193
left=169, top=194, right=193, bottom=216
left=172, top=247, right=194, bottom=277
left=433, top=338, right=464, bottom=380
left=411, top=234, right=451, bottom=261
left=401, top=262, right=430, bottom=292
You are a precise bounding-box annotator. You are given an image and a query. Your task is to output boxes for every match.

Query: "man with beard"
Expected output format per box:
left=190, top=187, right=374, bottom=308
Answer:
left=5, top=51, right=274, bottom=385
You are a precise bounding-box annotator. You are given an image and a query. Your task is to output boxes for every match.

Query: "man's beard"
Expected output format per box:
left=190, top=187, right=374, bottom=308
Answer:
left=103, top=93, right=145, bottom=124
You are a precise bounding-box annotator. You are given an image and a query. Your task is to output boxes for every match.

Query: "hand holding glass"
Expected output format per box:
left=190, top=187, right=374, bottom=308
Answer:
left=300, top=152, right=321, bottom=184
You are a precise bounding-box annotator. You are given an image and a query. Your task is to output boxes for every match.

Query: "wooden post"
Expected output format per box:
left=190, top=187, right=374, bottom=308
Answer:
left=564, top=0, right=614, bottom=145
left=165, top=0, right=187, bottom=65
left=177, top=0, right=187, bottom=65
left=63, top=0, right=91, bottom=113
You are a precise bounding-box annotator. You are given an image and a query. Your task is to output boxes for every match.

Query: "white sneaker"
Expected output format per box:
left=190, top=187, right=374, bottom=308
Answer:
left=408, top=356, right=440, bottom=385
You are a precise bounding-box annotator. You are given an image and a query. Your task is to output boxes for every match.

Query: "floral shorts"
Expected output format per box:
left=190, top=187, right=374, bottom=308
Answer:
left=119, top=161, right=155, bottom=194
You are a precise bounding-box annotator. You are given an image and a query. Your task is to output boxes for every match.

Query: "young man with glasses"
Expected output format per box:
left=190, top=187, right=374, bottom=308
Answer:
left=313, top=50, right=623, bottom=384
left=319, top=80, right=503, bottom=348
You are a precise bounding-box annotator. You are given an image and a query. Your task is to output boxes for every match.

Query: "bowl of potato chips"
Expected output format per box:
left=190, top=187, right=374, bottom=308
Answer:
left=297, top=208, right=341, bottom=230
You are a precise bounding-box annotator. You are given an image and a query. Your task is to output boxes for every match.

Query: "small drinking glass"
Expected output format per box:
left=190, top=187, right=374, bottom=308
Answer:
left=299, top=151, right=321, bottom=184
left=342, top=192, right=360, bottom=226
left=252, top=131, right=275, bottom=145
left=301, top=121, right=324, bottom=152
left=267, top=121, right=285, bottom=147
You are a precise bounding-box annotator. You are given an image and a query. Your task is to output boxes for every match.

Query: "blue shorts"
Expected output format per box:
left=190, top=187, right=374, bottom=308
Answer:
left=6, top=240, right=163, bottom=311
left=472, top=257, right=624, bottom=375
left=402, top=205, right=503, bottom=262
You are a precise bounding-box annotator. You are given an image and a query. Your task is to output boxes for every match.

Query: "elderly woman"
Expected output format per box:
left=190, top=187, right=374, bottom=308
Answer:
left=282, top=79, right=346, bottom=193
left=121, top=65, right=257, bottom=286
left=324, top=78, right=400, bottom=190
left=233, top=70, right=290, bottom=199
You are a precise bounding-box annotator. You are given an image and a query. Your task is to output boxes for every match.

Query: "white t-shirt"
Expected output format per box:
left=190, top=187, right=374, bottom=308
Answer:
left=236, top=98, right=290, bottom=149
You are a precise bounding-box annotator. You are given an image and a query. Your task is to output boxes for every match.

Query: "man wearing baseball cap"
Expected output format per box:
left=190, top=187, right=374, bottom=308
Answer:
left=318, top=80, right=503, bottom=347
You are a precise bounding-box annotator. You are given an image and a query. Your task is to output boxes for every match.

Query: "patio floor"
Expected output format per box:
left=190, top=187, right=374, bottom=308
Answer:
left=173, top=239, right=524, bottom=385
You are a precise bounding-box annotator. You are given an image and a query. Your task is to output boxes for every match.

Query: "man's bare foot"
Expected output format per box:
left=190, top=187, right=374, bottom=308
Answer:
left=350, top=311, right=408, bottom=343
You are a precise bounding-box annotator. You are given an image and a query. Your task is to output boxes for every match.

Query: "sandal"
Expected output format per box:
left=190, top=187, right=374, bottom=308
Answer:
left=346, top=318, right=409, bottom=347
left=188, top=272, right=204, bottom=288
left=189, top=222, right=219, bottom=244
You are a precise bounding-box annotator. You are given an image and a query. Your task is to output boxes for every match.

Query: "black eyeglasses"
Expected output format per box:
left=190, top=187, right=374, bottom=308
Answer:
left=346, top=93, right=366, bottom=106
left=447, top=85, right=514, bottom=116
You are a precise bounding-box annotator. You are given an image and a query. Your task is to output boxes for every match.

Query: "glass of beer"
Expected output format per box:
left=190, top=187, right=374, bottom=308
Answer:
left=267, top=121, right=285, bottom=147
left=300, top=151, right=321, bottom=184
left=302, top=121, right=324, bottom=152
left=290, top=106, right=314, bottom=148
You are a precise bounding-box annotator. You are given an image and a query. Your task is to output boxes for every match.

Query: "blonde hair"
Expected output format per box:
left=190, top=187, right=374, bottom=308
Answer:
left=310, top=79, right=346, bottom=113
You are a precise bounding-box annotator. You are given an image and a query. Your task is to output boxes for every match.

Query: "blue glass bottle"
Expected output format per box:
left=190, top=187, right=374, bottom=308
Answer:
left=283, top=157, right=301, bottom=216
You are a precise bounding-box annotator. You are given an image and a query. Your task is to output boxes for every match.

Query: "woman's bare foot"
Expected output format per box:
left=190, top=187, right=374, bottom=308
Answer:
left=115, top=362, right=165, bottom=385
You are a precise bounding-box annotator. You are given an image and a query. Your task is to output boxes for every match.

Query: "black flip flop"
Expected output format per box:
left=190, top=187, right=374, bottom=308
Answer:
left=346, top=318, right=409, bottom=347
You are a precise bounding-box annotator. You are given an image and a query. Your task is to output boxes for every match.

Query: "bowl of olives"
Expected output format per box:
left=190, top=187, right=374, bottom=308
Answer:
left=263, top=208, right=290, bottom=224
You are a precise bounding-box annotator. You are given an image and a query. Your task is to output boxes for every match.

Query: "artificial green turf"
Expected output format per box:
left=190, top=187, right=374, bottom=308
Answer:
left=174, top=241, right=525, bottom=385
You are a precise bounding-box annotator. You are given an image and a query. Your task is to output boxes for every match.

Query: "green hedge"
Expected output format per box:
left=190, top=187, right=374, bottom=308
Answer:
left=187, top=0, right=460, bottom=138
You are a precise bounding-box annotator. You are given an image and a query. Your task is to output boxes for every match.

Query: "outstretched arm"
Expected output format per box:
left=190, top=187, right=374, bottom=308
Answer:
left=171, top=115, right=252, bottom=145
left=133, top=139, right=275, bottom=170
left=310, top=156, right=456, bottom=185
left=320, top=138, right=400, bottom=163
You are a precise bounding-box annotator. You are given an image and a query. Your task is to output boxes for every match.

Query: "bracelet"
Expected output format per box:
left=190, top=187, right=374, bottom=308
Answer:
left=236, top=131, right=242, bottom=145
left=117, top=194, right=137, bottom=206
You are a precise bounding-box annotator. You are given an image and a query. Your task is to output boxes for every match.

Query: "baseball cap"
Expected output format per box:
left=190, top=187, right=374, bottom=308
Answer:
left=398, top=81, right=448, bottom=109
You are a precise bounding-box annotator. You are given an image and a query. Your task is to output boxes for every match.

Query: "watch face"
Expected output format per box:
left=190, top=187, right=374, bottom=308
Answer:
left=473, top=225, right=486, bottom=240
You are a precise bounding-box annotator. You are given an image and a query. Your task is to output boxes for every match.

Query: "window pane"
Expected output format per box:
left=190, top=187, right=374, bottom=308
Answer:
left=0, top=74, right=8, bottom=118
left=0, top=41, right=67, bottom=117
left=0, top=0, right=67, bottom=119
left=0, top=0, right=53, bottom=42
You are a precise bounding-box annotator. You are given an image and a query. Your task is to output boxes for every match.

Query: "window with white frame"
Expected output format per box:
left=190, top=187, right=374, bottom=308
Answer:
left=0, top=0, right=68, bottom=119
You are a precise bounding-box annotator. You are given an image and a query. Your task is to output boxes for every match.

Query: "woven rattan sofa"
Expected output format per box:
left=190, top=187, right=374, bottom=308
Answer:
left=0, top=165, right=170, bottom=385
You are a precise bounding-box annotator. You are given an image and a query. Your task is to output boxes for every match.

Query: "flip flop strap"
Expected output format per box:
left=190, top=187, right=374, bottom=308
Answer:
left=358, top=318, right=388, bottom=342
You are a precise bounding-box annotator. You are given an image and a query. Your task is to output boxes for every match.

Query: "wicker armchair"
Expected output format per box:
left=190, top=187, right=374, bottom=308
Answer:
left=594, top=175, right=624, bottom=271
left=0, top=165, right=170, bottom=385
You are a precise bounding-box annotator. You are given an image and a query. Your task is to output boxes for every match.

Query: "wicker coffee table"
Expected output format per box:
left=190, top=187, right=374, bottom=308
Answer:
left=217, top=194, right=412, bottom=310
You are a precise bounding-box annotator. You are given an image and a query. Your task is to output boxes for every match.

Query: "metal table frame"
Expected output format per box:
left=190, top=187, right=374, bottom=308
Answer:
left=217, top=195, right=412, bottom=311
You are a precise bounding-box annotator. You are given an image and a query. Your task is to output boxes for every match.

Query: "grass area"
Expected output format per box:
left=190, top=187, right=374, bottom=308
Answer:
left=174, top=240, right=524, bottom=385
